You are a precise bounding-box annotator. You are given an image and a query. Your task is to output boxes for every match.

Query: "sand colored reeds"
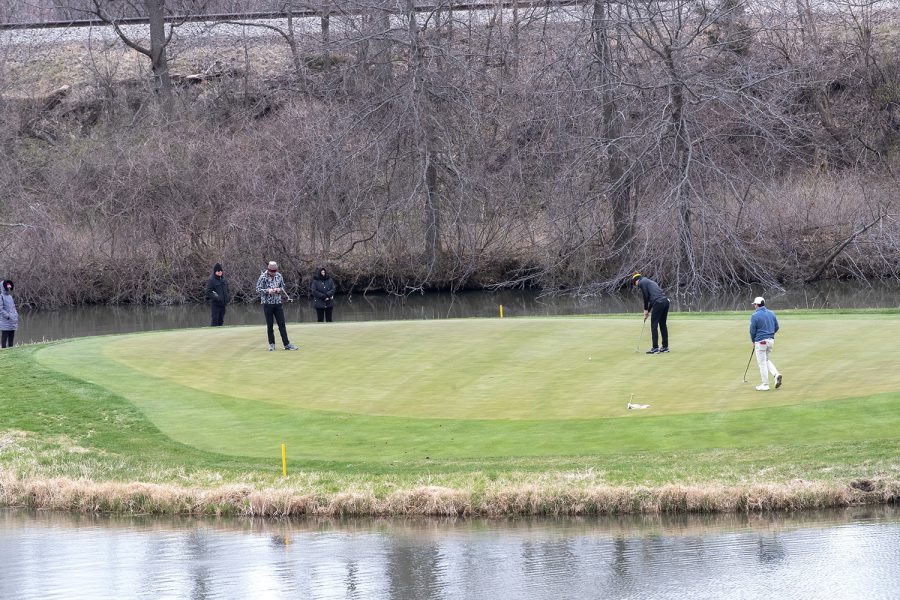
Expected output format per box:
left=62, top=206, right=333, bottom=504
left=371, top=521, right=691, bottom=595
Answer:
left=2, top=472, right=897, bottom=517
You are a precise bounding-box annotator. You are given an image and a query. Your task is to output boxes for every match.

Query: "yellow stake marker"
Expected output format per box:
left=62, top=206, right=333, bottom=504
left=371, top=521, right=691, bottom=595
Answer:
left=500, top=304, right=504, bottom=319
left=281, top=443, right=287, bottom=476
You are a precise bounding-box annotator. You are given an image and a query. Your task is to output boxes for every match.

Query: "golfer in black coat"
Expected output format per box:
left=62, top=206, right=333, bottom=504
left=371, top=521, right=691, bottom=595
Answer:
left=310, top=267, right=336, bottom=323
left=632, top=272, right=670, bottom=354
left=206, top=263, right=230, bottom=326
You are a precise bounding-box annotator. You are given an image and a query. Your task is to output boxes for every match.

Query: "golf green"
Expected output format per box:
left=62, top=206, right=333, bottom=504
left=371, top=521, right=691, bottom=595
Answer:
left=34, top=315, right=900, bottom=464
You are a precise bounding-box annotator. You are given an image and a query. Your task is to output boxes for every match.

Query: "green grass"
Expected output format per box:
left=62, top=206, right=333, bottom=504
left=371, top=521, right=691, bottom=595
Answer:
left=2, top=312, right=900, bottom=514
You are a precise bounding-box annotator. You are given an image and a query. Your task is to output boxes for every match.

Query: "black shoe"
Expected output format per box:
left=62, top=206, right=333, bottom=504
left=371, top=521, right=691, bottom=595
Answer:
left=660, top=347, right=669, bottom=353
left=646, top=348, right=660, bottom=354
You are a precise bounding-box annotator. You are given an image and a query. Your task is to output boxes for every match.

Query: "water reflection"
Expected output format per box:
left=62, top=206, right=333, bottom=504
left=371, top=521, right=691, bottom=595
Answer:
left=16, top=280, right=900, bottom=344
left=1, top=507, right=899, bottom=599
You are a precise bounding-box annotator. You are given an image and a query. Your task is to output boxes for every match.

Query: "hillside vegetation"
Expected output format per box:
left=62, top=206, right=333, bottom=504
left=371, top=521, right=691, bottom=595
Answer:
left=1, top=0, right=899, bottom=308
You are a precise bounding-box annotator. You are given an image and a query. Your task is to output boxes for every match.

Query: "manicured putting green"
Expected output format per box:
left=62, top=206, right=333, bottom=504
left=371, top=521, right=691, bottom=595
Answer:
left=35, top=315, right=900, bottom=464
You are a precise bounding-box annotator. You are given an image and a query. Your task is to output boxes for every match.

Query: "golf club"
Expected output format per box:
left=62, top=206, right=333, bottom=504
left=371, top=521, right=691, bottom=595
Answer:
left=742, top=347, right=755, bottom=382
left=634, top=318, right=647, bottom=353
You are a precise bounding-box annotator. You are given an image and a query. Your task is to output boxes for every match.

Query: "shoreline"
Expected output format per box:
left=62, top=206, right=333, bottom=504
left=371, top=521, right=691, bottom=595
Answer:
left=2, top=474, right=898, bottom=517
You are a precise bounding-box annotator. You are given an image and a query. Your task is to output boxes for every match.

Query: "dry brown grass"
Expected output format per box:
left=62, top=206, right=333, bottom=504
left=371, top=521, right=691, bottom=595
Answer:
left=0, top=27, right=303, bottom=96
left=2, top=472, right=897, bottom=517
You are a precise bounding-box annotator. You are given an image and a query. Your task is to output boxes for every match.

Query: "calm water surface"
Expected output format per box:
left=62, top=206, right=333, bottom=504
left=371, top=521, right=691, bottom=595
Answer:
left=2, top=507, right=899, bottom=599
left=17, top=281, right=900, bottom=344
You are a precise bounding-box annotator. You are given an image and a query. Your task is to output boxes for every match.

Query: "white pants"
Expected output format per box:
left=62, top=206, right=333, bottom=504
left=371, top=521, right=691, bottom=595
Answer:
left=755, top=338, right=779, bottom=386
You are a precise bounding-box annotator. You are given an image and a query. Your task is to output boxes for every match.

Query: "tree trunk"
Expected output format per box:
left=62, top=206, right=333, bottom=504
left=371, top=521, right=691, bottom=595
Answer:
left=408, top=0, right=441, bottom=264
left=592, top=0, right=633, bottom=254
left=321, top=0, right=331, bottom=70
left=795, top=0, right=847, bottom=163
left=424, top=153, right=440, bottom=263
left=145, top=0, right=173, bottom=111
left=357, top=2, right=393, bottom=93
left=665, top=46, right=694, bottom=278
left=285, top=10, right=302, bottom=76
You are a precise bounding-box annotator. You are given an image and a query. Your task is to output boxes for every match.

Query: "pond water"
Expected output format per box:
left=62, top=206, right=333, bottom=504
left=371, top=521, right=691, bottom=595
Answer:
left=2, top=507, right=899, bottom=599
left=14, top=280, right=900, bottom=344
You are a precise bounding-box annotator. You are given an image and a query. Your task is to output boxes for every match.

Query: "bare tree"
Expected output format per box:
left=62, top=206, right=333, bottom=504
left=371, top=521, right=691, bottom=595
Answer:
left=80, top=0, right=201, bottom=111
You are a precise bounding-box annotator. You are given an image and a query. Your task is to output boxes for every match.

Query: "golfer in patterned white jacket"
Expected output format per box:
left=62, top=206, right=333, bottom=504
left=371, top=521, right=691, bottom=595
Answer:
left=750, top=296, right=782, bottom=391
left=255, top=261, right=299, bottom=352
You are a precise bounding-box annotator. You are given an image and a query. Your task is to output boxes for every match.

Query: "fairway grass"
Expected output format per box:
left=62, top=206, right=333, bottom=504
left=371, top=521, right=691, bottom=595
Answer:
left=2, top=312, right=900, bottom=516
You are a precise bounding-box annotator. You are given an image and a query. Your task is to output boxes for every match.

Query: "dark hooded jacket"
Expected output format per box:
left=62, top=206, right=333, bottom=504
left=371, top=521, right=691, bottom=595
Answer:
left=206, top=265, right=230, bottom=306
left=0, top=280, right=18, bottom=331
left=310, top=268, right=336, bottom=309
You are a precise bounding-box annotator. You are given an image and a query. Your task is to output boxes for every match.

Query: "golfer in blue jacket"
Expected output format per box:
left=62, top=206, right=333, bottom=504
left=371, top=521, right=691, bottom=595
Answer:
left=750, top=296, right=782, bottom=391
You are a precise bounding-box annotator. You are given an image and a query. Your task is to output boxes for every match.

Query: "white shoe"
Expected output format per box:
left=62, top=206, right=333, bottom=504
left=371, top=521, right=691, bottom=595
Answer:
left=755, top=384, right=770, bottom=391
left=775, top=374, right=782, bottom=389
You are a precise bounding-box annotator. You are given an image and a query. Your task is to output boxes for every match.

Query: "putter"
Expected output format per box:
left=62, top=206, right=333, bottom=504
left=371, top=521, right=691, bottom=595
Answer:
left=634, top=319, right=647, bottom=353
left=742, top=347, right=755, bottom=383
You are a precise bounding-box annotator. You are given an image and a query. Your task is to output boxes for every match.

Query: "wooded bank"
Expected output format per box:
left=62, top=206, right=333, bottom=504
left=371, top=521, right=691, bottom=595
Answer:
left=1, top=0, right=898, bottom=309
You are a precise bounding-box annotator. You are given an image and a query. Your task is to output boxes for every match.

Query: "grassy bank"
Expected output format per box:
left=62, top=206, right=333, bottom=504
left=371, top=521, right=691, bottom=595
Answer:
left=2, top=313, right=899, bottom=516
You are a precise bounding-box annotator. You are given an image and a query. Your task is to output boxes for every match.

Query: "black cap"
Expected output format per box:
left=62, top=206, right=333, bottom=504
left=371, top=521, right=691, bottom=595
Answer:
left=213, top=263, right=223, bottom=272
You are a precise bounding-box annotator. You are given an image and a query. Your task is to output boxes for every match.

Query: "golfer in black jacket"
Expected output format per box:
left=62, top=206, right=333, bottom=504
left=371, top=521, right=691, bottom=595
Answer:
left=206, top=263, right=230, bottom=326
left=632, top=272, right=670, bottom=354
left=310, top=267, right=337, bottom=323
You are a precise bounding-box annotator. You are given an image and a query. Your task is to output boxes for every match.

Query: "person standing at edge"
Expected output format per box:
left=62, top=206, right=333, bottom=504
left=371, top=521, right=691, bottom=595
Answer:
left=0, top=280, right=18, bottom=348
left=310, top=267, right=336, bottom=323
left=206, top=263, right=230, bottom=327
left=750, top=296, right=782, bottom=391
left=632, top=272, right=670, bottom=354
left=255, top=261, right=299, bottom=351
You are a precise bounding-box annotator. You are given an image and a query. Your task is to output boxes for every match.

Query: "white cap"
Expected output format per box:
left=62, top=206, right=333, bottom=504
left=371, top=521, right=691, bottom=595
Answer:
left=752, top=296, right=765, bottom=305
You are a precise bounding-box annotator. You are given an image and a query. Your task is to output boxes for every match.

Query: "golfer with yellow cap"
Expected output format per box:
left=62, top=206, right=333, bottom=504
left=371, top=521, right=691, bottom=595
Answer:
left=631, top=272, right=670, bottom=354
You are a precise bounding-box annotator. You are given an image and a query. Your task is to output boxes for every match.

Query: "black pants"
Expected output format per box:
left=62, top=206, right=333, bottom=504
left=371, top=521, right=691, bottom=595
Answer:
left=263, top=303, right=290, bottom=346
left=1, top=330, right=13, bottom=348
left=211, top=303, right=226, bottom=327
left=315, top=307, right=333, bottom=323
left=650, top=299, right=670, bottom=349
